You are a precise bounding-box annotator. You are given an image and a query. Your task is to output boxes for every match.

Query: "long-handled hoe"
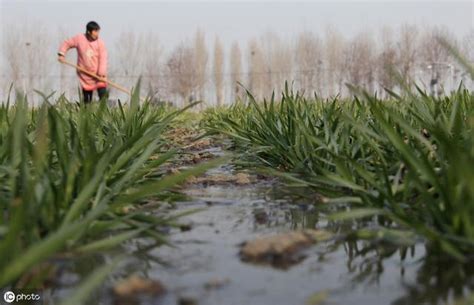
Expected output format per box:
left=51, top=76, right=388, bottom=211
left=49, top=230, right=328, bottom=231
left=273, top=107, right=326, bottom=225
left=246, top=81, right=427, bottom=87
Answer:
left=60, top=59, right=146, bottom=102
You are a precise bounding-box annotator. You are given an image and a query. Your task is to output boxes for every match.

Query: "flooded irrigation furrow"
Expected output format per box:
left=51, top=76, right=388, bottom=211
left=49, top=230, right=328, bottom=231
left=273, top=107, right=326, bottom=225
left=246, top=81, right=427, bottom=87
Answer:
left=49, top=147, right=473, bottom=305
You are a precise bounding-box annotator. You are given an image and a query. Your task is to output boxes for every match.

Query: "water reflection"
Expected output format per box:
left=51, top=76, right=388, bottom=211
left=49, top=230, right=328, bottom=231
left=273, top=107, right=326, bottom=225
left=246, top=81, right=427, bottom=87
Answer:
left=47, top=180, right=473, bottom=305
left=253, top=185, right=474, bottom=305
left=392, top=254, right=474, bottom=305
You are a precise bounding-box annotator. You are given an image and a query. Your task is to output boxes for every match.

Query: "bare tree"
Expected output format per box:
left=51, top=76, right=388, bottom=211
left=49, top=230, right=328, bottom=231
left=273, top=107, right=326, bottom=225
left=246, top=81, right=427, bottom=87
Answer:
left=346, top=31, right=376, bottom=92
left=460, top=29, right=474, bottom=87
left=114, top=31, right=146, bottom=92
left=247, top=38, right=267, bottom=100
left=295, top=31, right=323, bottom=96
left=420, top=26, right=453, bottom=64
left=3, top=22, right=53, bottom=99
left=213, top=36, right=224, bottom=106
left=142, top=31, right=164, bottom=98
left=194, top=29, right=208, bottom=102
left=462, top=29, right=474, bottom=62
left=325, top=26, right=346, bottom=96
left=4, top=27, right=23, bottom=88
left=397, top=24, right=419, bottom=86
left=260, top=32, right=293, bottom=96
left=230, top=41, right=242, bottom=101
left=377, top=26, right=398, bottom=95
left=166, top=43, right=197, bottom=105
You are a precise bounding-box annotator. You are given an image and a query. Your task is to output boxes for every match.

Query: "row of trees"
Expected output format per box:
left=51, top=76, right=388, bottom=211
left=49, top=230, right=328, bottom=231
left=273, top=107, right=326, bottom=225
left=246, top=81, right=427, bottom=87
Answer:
left=1, top=24, right=473, bottom=105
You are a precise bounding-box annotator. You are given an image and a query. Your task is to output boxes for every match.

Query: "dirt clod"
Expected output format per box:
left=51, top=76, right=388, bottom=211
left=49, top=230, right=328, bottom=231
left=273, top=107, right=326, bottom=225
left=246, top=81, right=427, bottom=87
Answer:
left=240, top=230, right=332, bottom=269
left=179, top=223, right=192, bottom=231
left=113, top=275, right=166, bottom=297
left=189, top=139, right=212, bottom=150
left=204, top=277, right=230, bottom=290
left=235, top=173, right=251, bottom=184
left=253, top=209, right=268, bottom=224
left=168, top=168, right=181, bottom=174
left=178, top=296, right=198, bottom=305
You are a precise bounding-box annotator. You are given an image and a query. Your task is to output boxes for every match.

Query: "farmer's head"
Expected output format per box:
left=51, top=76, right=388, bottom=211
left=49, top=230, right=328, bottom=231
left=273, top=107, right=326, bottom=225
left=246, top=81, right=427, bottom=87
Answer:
left=86, top=21, right=100, bottom=40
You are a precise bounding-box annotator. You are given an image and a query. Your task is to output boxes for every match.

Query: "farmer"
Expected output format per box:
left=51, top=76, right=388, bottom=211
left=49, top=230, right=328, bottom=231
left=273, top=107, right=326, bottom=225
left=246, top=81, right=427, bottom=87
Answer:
left=58, top=21, right=108, bottom=103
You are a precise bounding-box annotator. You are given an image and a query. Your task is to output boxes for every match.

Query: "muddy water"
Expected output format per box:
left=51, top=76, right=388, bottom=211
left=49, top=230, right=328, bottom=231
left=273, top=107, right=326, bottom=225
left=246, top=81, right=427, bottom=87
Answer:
left=49, top=148, right=473, bottom=305
left=111, top=161, right=472, bottom=305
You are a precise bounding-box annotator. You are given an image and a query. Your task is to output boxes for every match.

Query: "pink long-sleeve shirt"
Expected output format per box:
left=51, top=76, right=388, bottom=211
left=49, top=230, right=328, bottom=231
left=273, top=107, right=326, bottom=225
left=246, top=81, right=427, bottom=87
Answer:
left=59, top=34, right=107, bottom=91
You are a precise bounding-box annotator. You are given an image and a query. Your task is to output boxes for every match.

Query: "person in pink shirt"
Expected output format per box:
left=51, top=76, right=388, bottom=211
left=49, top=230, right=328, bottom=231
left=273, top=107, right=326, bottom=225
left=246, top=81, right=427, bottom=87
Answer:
left=58, top=21, right=108, bottom=103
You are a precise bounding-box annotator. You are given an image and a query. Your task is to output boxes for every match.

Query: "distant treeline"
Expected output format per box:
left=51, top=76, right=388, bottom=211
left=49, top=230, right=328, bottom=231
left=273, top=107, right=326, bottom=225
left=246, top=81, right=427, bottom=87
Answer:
left=1, top=23, right=473, bottom=105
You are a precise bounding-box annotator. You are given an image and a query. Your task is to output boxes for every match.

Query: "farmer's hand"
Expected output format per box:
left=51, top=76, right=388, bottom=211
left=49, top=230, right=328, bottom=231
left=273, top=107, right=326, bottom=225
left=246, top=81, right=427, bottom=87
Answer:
left=58, top=55, right=65, bottom=63
left=98, top=75, right=107, bottom=81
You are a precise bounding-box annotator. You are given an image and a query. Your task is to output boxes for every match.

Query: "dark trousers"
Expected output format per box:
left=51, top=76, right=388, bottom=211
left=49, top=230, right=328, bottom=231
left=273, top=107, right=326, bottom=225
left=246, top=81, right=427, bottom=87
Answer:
left=82, top=87, right=108, bottom=104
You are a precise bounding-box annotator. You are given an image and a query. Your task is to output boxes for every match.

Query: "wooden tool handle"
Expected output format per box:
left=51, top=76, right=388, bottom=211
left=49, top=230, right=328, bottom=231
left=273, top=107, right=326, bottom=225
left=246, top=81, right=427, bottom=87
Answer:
left=60, top=59, right=146, bottom=102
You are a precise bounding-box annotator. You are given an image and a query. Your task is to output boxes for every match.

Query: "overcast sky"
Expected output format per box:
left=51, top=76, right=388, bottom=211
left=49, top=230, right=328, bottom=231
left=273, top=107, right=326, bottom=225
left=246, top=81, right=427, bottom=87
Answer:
left=1, top=0, right=473, bottom=50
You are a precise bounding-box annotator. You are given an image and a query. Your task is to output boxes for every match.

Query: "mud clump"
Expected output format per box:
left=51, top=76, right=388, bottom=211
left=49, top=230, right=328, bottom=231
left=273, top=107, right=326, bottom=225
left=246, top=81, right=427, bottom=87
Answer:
left=163, top=127, right=214, bottom=151
left=235, top=173, right=251, bottom=184
left=187, top=138, right=212, bottom=151
left=253, top=209, right=269, bottom=224
left=204, top=277, right=230, bottom=290
left=178, top=296, right=198, bottom=305
left=240, top=230, right=332, bottom=269
left=113, top=275, right=166, bottom=297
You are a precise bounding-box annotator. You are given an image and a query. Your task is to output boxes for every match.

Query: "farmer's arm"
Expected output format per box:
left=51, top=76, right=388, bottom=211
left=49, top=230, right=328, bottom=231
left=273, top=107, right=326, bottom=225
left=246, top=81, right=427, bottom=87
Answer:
left=98, top=40, right=108, bottom=78
left=57, top=35, right=78, bottom=62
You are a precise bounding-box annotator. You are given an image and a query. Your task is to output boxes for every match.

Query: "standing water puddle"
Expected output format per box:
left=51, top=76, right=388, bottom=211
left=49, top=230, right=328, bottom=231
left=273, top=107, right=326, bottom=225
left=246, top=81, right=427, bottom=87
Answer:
left=120, top=162, right=471, bottom=305
left=50, top=147, right=474, bottom=305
